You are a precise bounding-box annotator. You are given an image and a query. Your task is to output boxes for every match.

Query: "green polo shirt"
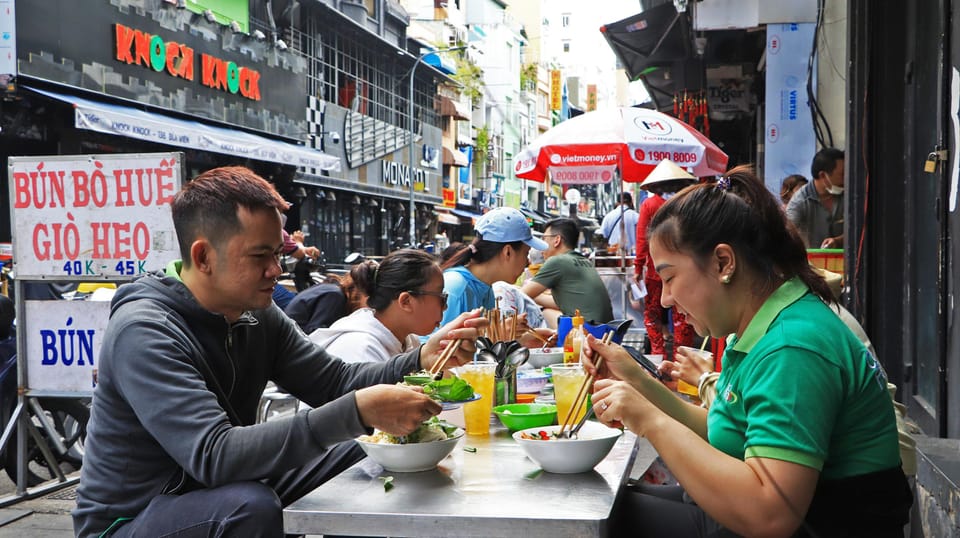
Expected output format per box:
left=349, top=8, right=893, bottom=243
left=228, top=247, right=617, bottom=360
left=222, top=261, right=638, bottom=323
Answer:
left=532, top=250, right=614, bottom=323
left=708, top=278, right=900, bottom=480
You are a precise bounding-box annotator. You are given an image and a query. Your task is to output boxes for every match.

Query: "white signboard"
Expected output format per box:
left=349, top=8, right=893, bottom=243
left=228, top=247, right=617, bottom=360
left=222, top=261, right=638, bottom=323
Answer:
left=24, top=300, right=110, bottom=395
left=8, top=153, right=183, bottom=279
left=549, top=165, right=617, bottom=184
left=764, top=23, right=817, bottom=195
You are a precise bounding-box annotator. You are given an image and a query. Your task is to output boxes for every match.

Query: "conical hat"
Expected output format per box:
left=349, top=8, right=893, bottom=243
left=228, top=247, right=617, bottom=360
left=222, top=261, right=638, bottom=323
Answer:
left=640, top=159, right=696, bottom=188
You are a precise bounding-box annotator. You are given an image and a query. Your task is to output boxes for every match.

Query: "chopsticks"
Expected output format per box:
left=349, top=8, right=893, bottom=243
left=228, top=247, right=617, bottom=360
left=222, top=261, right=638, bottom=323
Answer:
left=558, top=331, right=614, bottom=437
left=429, top=338, right=462, bottom=377
left=482, top=307, right=521, bottom=342
left=523, top=329, right=553, bottom=346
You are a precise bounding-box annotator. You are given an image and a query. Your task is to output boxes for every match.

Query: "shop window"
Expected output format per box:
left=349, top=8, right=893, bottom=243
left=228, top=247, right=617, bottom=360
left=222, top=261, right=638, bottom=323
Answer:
left=338, top=76, right=368, bottom=115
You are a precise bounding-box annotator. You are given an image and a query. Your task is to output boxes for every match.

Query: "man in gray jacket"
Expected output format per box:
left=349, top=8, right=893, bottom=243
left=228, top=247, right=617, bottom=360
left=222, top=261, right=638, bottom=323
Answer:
left=73, top=166, right=482, bottom=537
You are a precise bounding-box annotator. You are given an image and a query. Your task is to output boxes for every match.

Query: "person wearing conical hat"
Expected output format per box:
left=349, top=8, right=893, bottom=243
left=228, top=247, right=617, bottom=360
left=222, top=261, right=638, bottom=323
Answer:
left=634, top=160, right=698, bottom=362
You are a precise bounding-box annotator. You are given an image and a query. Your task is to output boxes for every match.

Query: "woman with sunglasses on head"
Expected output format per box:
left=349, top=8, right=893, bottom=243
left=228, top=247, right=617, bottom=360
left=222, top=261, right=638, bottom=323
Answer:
left=584, top=166, right=910, bottom=537
left=310, top=249, right=447, bottom=363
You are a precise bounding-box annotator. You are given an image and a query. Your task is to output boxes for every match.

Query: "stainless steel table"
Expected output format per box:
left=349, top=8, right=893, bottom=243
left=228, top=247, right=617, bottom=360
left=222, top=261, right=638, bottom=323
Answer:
left=283, top=427, right=640, bottom=537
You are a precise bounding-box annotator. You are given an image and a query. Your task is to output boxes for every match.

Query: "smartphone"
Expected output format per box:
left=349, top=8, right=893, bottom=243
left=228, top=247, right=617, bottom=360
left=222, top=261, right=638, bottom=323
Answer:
left=623, top=345, right=662, bottom=380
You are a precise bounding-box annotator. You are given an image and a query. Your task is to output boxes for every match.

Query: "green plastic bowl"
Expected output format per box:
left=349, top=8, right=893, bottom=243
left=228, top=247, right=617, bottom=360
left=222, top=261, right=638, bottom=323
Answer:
left=493, top=403, right=557, bottom=432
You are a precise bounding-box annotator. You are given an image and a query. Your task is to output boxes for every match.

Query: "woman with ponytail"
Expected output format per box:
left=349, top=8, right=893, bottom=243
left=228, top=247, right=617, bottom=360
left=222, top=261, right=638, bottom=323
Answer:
left=437, top=207, right=547, bottom=329
left=310, top=250, right=446, bottom=363
left=583, top=166, right=910, bottom=537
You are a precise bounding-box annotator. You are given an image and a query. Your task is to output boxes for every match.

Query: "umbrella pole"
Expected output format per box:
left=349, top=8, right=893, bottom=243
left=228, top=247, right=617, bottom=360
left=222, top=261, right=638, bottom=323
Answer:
left=616, top=169, right=627, bottom=319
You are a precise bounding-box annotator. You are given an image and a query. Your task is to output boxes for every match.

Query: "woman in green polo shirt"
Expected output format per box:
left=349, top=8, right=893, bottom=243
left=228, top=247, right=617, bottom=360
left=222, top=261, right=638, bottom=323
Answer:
left=584, top=166, right=910, bottom=537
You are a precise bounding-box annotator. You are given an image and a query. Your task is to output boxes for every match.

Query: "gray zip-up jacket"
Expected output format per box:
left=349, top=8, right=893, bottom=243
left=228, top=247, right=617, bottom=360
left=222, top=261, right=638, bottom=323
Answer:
left=73, top=272, right=420, bottom=537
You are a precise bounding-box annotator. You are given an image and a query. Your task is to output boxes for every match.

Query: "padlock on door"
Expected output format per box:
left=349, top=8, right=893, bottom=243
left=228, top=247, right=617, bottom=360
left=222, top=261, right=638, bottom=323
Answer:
left=924, top=148, right=948, bottom=173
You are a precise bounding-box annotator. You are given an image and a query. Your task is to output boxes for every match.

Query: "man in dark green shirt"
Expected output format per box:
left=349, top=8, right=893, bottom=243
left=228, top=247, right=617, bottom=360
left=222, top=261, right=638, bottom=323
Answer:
left=522, top=218, right=614, bottom=325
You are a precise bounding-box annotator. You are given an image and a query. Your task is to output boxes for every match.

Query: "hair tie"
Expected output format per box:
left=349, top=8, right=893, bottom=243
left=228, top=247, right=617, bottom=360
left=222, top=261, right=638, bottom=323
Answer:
left=372, top=265, right=379, bottom=286
left=715, top=177, right=730, bottom=191
left=468, top=244, right=477, bottom=253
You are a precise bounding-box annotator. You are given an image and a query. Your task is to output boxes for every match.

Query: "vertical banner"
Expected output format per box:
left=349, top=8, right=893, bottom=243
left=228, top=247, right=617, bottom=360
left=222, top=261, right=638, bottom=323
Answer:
left=458, top=145, right=473, bottom=205
left=764, top=23, right=816, bottom=195
left=586, top=84, right=598, bottom=111
left=8, top=153, right=183, bottom=279
left=0, top=0, right=14, bottom=80
left=550, top=70, right=562, bottom=111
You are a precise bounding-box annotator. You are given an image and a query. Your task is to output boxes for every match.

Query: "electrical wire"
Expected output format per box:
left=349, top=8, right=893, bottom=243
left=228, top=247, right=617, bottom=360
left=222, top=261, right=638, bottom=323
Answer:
left=806, top=0, right=834, bottom=149
left=854, top=11, right=872, bottom=313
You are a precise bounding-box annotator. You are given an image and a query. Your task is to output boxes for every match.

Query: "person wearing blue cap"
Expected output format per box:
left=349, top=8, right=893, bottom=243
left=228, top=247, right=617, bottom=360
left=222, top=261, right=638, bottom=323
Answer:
left=439, top=207, right=547, bottom=329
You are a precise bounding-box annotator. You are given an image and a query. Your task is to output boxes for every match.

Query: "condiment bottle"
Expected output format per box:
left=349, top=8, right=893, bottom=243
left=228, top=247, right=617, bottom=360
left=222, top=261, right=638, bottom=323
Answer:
left=563, top=309, right=585, bottom=364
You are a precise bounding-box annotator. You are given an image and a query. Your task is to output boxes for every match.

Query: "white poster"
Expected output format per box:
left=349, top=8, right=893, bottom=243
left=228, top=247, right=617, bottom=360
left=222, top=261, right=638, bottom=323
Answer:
left=8, top=153, right=183, bottom=279
left=24, top=300, right=110, bottom=395
left=764, top=23, right=817, bottom=195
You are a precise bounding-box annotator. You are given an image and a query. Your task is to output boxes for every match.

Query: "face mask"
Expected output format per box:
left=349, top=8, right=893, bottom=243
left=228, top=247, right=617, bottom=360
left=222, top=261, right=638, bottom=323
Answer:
left=825, top=182, right=844, bottom=196
left=824, top=174, right=844, bottom=195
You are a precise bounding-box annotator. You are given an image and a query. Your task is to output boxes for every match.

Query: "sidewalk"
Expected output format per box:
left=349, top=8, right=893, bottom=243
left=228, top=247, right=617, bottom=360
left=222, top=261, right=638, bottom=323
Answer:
left=0, top=475, right=76, bottom=537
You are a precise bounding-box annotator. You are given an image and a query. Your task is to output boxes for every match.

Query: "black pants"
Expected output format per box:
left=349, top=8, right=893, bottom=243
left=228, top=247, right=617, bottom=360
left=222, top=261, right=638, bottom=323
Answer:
left=610, top=482, right=742, bottom=538
left=111, top=441, right=365, bottom=537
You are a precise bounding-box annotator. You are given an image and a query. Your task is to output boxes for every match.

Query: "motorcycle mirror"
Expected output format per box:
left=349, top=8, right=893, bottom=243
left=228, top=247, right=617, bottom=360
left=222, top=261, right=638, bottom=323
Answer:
left=344, top=252, right=365, bottom=265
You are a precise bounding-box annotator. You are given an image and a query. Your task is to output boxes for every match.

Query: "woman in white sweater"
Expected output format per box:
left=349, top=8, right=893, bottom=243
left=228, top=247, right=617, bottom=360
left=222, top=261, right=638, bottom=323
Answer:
left=310, top=249, right=446, bottom=363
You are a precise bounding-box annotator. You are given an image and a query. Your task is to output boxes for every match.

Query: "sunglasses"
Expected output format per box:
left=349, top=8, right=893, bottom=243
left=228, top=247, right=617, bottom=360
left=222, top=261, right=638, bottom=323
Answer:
left=408, top=289, right=448, bottom=310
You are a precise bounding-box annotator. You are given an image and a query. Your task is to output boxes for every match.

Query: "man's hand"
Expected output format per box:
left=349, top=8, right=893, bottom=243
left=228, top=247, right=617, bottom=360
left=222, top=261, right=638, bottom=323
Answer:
left=291, top=230, right=306, bottom=243
left=355, top=384, right=441, bottom=435
left=420, top=309, right=487, bottom=372
left=302, top=245, right=321, bottom=259
left=820, top=235, right=843, bottom=249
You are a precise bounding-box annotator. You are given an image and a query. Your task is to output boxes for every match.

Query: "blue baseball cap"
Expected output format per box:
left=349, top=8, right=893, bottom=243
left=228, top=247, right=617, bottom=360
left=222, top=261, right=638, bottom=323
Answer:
left=475, top=208, right=548, bottom=251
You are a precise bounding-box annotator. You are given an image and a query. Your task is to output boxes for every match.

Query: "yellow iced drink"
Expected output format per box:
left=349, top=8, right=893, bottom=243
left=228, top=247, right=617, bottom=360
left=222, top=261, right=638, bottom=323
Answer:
left=457, top=363, right=496, bottom=435
left=551, top=364, right=587, bottom=426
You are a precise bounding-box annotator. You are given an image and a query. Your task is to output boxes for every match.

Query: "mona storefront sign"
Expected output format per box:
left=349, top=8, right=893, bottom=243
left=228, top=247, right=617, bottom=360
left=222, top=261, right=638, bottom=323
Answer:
left=16, top=0, right=306, bottom=136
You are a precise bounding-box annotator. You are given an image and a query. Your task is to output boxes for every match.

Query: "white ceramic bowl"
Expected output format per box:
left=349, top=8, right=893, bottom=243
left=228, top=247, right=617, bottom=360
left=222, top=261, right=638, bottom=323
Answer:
left=357, top=430, right=464, bottom=472
left=513, top=422, right=622, bottom=474
left=517, top=370, right=550, bottom=393
left=528, top=346, right=564, bottom=369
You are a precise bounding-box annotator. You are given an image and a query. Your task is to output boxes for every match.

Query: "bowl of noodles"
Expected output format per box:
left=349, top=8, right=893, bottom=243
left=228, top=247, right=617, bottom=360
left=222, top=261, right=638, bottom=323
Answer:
left=357, top=417, right=464, bottom=472
left=513, top=422, right=622, bottom=473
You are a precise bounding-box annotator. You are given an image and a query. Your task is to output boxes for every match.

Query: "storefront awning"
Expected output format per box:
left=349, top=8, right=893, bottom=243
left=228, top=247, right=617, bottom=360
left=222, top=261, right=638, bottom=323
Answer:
left=435, top=211, right=460, bottom=225
left=438, top=96, right=471, bottom=121
left=423, top=53, right=458, bottom=76
left=599, top=3, right=691, bottom=80
left=29, top=86, right=341, bottom=172
left=450, top=208, right=483, bottom=222
left=442, top=147, right=469, bottom=167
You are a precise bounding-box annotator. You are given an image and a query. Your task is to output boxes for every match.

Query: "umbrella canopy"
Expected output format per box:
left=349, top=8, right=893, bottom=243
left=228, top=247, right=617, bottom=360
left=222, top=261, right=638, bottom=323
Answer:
left=513, top=107, right=728, bottom=183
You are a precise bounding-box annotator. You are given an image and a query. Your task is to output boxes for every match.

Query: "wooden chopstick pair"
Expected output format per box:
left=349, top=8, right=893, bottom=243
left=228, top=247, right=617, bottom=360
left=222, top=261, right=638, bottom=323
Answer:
left=429, top=338, right=462, bottom=377
left=558, top=331, right=613, bottom=436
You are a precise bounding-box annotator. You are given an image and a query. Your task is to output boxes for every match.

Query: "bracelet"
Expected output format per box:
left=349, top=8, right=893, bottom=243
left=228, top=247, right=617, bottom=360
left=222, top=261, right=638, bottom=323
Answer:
left=697, top=370, right=714, bottom=390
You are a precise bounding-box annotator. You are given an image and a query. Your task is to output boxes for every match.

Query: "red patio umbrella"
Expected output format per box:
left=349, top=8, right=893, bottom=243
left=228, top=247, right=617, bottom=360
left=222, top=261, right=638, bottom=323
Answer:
left=513, top=107, right=728, bottom=183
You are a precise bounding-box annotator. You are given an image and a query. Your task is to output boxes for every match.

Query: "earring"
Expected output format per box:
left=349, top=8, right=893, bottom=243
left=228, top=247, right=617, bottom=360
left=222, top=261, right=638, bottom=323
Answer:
left=721, top=274, right=731, bottom=284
